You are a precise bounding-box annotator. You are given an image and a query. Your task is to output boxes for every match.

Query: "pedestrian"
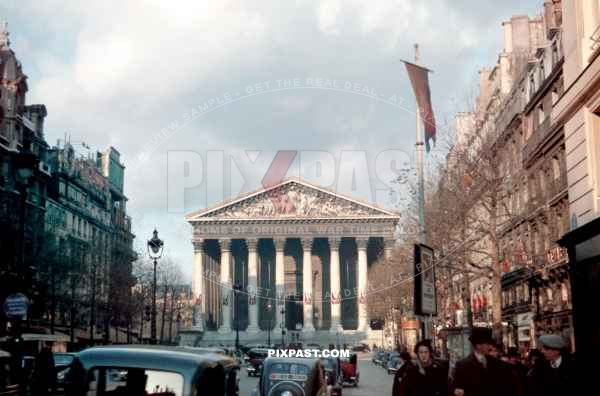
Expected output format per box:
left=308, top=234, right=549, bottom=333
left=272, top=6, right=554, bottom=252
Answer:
left=392, top=351, right=414, bottom=396
left=451, top=327, right=517, bottom=396
left=527, top=334, right=575, bottom=396
left=506, top=347, right=527, bottom=396
left=394, top=340, right=448, bottom=396
left=32, top=341, right=56, bottom=396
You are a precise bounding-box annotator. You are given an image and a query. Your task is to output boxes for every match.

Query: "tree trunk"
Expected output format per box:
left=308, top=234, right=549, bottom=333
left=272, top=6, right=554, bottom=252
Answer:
left=160, top=284, right=168, bottom=343
left=489, top=198, right=503, bottom=341
left=169, top=287, right=176, bottom=343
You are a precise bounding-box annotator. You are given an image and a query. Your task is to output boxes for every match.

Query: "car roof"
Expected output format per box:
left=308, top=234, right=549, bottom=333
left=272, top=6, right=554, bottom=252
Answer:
left=75, top=345, right=222, bottom=375
left=264, top=357, right=320, bottom=366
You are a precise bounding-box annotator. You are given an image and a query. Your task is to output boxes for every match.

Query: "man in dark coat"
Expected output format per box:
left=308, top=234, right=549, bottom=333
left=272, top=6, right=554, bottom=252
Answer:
left=392, top=351, right=415, bottom=396
left=451, top=327, right=516, bottom=396
left=33, top=341, right=56, bottom=395
left=527, top=334, right=575, bottom=396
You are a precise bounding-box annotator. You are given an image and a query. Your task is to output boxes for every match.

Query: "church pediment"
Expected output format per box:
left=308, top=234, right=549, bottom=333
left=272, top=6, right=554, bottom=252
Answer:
left=187, top=179, right=399, bottom=220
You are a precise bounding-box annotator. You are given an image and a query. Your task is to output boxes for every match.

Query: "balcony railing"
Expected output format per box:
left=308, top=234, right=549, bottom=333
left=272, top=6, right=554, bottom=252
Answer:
left=523, top=116, right=551, bottom=163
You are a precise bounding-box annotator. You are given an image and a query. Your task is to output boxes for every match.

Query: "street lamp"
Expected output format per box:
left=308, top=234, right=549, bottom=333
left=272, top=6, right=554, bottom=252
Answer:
left=12, top=140, right=39, bottom=288
left=266, top=302, right=272, bottom=346
left=147, top=229, right=164, bottom=345
left=280, top=307, right=286, bottom=346
left=233, top=283, right=242, bottom=351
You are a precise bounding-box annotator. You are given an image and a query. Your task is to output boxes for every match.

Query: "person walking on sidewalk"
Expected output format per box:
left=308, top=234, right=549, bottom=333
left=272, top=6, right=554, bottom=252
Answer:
left=451, top=327, right=516, bottom=396
left=527, top=334, right=575, bottom=396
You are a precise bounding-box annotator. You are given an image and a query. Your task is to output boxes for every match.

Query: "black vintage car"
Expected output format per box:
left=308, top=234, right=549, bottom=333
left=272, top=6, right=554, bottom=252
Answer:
left=320, top=357, right=342, bottom=396
left=65, top=345, right=239, bottom=396
left=245, top=348, right=269, bottom=377
left=252, top=357, right=328, bottom=396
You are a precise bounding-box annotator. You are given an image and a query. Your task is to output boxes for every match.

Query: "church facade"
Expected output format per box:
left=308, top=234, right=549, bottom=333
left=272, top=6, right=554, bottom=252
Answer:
left=181, top=178, right=400, bottom=346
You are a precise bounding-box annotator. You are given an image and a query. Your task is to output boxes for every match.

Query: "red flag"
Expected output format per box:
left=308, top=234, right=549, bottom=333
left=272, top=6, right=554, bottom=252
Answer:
left=404, top=61, right=436, bottom=152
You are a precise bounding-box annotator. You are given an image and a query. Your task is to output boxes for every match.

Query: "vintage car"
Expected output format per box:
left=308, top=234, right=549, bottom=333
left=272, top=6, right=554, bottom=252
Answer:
left=246, top=348, right=269, bottom=377
left=54, top=352, right=76, bottom=395
left=372, top=350, right=385, bottom=366
left=252, top=357, right=328, bottom=396
left=0, top=349, right=20, bottom=396
left=320, top=356, right=342, bottom=396
left=386, top=351, right=401, bottom=375
left=65, top=345, right=239, bottom=396
left=340, top=353, right=359, bottom=387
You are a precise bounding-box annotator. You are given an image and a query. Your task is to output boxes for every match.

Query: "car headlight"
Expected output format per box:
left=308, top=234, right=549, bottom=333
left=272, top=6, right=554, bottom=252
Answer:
left=280, top=391, right=293, bottom=396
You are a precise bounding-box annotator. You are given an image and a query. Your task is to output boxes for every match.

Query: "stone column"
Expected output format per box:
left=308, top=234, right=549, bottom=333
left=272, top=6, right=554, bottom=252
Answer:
left=357, top=237, right=369, bottom=331
left=329, top=237, right=342, bottom=332
left=384, top=238, right=395, bottom=261
left=192, top=239, right=204, bottom=330
left=218, top=239, right=232, bottom=333
left=247, top=238, right=259, bottom=332
left=274, top=238, right=286, bottom=332
left=302, top=238, right=315, bottom=332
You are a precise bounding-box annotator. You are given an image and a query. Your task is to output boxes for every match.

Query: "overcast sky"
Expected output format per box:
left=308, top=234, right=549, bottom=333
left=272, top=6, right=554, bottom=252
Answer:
left=2, top=0, right=540, bottom=281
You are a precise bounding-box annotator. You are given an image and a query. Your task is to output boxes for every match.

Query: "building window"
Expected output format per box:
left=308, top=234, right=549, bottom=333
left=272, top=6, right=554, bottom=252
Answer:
left=529, top=75, right=536, bottom=98
left=539, top=59, right=545, bottom=83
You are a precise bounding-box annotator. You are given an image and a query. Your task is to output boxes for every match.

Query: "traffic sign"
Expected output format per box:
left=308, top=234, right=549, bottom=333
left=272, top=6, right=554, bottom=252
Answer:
left=3, top=293, right=29, bottom=320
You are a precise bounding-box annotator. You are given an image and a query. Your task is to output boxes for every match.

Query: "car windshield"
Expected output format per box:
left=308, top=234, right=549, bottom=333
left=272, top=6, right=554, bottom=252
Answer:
left=54, top=354, right=74, bottom=366
left=267, top=363, right=310, bottom=381
left=86, top=367, right=184, bottom=396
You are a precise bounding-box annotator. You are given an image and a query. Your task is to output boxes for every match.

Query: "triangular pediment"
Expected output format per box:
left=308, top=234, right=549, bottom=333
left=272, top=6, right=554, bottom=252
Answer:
left=186, top=179, right=399, bottom=221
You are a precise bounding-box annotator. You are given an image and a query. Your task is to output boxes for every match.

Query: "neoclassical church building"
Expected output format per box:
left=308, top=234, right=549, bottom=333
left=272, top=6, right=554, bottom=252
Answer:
left=180, top=178, right=400, bottom=346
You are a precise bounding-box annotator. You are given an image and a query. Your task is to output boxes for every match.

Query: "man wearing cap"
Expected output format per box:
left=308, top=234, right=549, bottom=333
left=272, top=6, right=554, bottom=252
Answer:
left=527, top=334, right=574, bottom=396
left=451, top=327, right=516, bottom=396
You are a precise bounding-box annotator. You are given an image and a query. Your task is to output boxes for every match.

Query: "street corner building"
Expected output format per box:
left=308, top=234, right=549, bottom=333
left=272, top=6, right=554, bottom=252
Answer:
left=178, top=178, right=400, bottom=346
left=0, top=21, right=137, bottom=342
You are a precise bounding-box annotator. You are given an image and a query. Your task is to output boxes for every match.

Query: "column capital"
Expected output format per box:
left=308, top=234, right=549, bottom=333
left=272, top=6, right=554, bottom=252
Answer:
left=383, top=238, right=396, bottom=249
left=192, top=239, right=204, bottom=253
left=246, top=238, right=258, bottom=251
left=328, top=237, right=341, bottom=250
left=356, top=237, right=369, bottom=249
left=274, top=237, right=286, bottom=252
left=218, top=238, right=232, bottom=252
left=301, top=237, right=313, bottom=251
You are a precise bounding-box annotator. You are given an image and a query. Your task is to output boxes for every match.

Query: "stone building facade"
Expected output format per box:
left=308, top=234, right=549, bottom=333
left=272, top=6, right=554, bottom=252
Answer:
left=181, top=178, right=399, bottom=346
left=0, top=22, right=51, bottom=335
left=44, top=142, right=136, bottom=343
left=435, top=2, right=574, bottom=351
left=555, top=0, right=600, bottom=378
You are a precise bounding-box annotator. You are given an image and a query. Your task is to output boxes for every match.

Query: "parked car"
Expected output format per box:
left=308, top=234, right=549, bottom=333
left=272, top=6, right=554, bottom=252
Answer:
left=350, top=343, right=370, bottom=352
left=54, top=352, right=75, bottom=395
left=252, top=357, right=328, bottom=396
left=372, top=350, right=385, bottom=366
left=65, top=345, right=238, bottom=396
left=387, top=352, right=400, bottom=375
left=246, top=348, right=269, bottom=377
left=340, top=353, right=359, bottom=387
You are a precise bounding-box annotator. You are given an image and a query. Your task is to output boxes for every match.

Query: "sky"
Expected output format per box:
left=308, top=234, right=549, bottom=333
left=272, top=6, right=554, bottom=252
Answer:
left=1, top=0, right=541, bottom=281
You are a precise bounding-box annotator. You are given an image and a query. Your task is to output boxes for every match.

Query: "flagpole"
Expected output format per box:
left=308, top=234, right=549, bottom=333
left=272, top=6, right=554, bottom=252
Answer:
left=414, top=43, right=426, bottom=245
left=414, top=43, right=430, bottom=342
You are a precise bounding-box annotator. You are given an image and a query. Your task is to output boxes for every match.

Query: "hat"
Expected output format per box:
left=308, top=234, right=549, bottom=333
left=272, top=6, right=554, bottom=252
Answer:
left=469, top=327, right=494, bottom=346
left=538, top=334, right=566, bottom=350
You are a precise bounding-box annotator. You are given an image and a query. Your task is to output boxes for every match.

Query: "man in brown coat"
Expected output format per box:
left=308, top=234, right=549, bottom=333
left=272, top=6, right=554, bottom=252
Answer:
left=451, top=327, right=516, bottom=396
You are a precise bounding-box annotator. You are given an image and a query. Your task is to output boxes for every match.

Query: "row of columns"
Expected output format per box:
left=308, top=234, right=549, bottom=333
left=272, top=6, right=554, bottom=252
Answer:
left=192, top=237, right=393, bottom=333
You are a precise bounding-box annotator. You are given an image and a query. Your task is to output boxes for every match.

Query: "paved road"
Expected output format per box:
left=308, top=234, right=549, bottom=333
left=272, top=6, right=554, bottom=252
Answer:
left=238, top=353, right=394, bottom=396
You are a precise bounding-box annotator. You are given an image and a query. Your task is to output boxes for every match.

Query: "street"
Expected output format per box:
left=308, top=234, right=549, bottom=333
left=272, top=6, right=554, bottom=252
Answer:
left=238, top=352, right=393, bottom=396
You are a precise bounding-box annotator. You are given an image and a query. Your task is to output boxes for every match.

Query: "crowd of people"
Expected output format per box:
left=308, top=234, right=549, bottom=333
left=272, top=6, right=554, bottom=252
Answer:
left=390, top=327, right=575, bottom=396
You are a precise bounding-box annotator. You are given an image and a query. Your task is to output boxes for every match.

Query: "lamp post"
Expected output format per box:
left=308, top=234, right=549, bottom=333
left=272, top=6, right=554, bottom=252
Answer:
left=233, top=283, right=242, bottom=351
left=280, top=307, right=286, bottom=346
left=266, top=302, right=272, bottom=346
left=147, top=229, right=164, bottom=345
left=12, top=140, right=38, bottom=291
